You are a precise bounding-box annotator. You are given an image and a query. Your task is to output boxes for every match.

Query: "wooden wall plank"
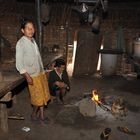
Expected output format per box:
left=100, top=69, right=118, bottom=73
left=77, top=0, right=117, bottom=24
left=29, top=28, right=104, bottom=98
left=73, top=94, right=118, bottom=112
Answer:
left=73, top=30, right=102, bottom=77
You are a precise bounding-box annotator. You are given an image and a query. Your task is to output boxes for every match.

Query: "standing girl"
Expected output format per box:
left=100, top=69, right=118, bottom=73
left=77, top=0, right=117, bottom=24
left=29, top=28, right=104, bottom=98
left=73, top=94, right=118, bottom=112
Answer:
left=16, top=18, right=50, bottom=123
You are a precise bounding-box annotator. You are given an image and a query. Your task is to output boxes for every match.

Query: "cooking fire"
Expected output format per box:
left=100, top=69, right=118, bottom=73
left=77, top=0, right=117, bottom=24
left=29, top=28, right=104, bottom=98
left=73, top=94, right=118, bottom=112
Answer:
left=91, top=89, right=127, bottom=117
left=91, top=89, right=111, bottom=112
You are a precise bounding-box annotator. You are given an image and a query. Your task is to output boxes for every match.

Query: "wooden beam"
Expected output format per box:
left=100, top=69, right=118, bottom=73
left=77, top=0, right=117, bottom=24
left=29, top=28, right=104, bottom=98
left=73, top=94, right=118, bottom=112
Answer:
left=0, top=77, right=25, bottom=99
left=0, top=92, right=12, bottom=102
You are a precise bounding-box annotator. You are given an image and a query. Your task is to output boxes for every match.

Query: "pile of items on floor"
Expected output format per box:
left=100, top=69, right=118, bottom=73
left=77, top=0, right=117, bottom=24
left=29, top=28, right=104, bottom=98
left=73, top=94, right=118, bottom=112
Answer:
left=116, top=54, right=137, bottom=80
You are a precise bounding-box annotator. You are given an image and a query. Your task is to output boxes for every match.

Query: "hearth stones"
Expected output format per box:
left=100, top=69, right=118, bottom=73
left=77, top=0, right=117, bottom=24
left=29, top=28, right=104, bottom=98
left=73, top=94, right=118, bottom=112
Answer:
left=79, top=98, right=96, bottom=117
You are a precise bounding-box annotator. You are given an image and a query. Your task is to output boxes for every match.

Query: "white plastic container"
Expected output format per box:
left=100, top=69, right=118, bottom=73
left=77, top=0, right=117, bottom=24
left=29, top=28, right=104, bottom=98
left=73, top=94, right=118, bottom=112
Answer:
left=134, top=40, right=140, bottom=58
left=101, top=53, right=117, bottom=76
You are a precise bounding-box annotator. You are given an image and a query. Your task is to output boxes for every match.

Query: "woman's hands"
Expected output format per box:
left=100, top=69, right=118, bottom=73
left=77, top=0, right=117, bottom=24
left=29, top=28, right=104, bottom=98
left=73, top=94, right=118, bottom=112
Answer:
left=23, top=72, right=33, bottom=85
left=54, top=81, right=67, bottom=88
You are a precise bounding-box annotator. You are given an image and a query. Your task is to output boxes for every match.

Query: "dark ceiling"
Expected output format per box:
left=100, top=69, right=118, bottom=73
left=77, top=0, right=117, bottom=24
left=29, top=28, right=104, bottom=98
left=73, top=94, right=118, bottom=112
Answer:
left=16, top=0, right=140, bottom=3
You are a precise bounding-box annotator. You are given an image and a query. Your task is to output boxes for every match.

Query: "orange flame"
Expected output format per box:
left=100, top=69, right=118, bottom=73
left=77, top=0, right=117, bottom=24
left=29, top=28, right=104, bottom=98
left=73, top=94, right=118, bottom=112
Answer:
left=92, top=90, right=100, bottom=104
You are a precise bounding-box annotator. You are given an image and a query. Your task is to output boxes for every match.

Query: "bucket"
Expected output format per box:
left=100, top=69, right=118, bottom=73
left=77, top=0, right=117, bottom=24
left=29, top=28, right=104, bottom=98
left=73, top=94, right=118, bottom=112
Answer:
left=101, top=53, right=117, bottom=76
left=134, top=40, right=140, bottom=58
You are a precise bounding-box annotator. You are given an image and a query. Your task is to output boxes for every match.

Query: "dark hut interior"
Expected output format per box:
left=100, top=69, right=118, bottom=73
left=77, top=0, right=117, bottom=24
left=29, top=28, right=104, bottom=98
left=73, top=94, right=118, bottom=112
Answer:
left=0, top=0, right=140, bottom=140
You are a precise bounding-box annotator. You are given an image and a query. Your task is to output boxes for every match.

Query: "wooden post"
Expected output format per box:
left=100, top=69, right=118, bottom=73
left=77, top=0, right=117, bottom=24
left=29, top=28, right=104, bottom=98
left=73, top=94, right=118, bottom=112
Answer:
left=0, top=71, right=3, bottom=81
left=65, top=21, right=69, bottom=70
left=0, top=92, right=12, bottom=133
left=0, top=24, right=1, bottom=58
left=0, top=39, right=1, bottom=63
left=12, top=95, right=17, bottom=104
left=35, top=0, right=43, bottom=55
left=0, top=103, right=8, bottom=133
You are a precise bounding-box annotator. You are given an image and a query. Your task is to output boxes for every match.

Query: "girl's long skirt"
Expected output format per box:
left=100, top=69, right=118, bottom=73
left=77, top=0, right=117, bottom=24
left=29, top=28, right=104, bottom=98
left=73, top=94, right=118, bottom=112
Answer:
left=28, top=73, right=50, bottom=106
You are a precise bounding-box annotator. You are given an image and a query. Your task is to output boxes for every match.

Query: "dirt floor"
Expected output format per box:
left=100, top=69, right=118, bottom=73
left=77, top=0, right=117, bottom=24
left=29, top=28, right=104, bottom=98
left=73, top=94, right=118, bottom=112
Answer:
left=0, top=75, right=140, bottom=140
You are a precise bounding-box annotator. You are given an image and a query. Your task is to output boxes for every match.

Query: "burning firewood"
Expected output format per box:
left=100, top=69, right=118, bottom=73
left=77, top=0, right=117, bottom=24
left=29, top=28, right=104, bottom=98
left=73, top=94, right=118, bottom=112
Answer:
left=91, top=89, right=111, bottom=112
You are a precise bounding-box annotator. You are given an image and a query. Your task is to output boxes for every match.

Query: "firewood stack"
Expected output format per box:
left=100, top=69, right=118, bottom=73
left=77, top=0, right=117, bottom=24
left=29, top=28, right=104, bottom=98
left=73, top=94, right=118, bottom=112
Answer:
left=116, top=54, right=137, bottom=78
